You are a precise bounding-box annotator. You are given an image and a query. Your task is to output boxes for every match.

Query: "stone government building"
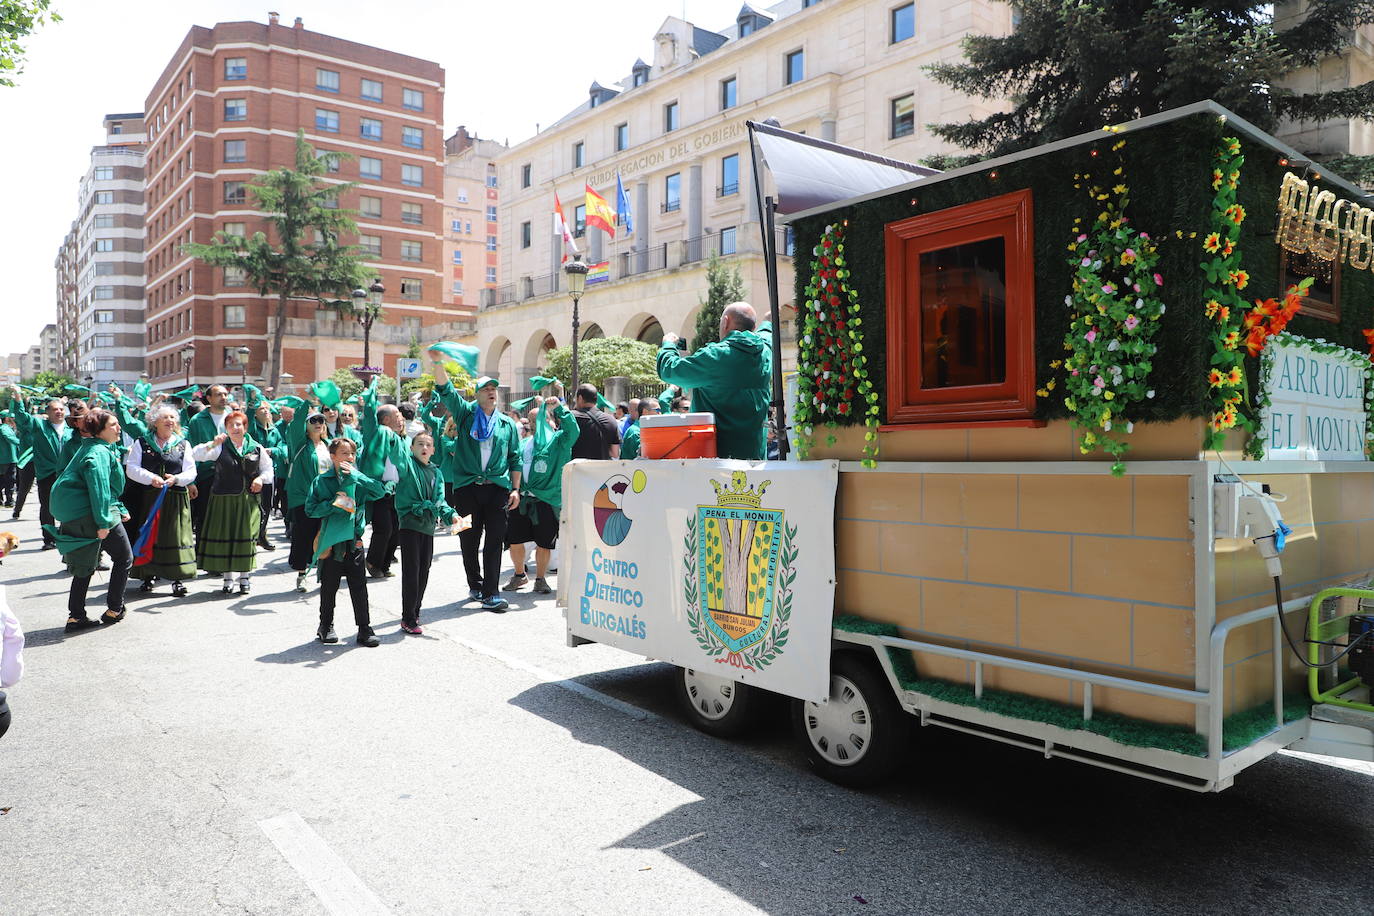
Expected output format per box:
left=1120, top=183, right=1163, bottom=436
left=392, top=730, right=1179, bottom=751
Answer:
left=481, top=0, right=1015, bottom=395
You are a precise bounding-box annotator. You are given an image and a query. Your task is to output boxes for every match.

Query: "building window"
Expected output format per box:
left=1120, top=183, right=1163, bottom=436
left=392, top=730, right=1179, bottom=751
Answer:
left=891, top=93, right=915, bottom=139
left=521, top=163, right=532, bottom=188
left=452, top=249, right=463, bottom=263
left=573, top=141, right=584, bottom=169
left=315, top=149, right=340, bottom=173
left=633, top=61, right=649, bottom=87
left=452, top=282, right=464, bottom=295
left=93, top=285, right=115, bottom=300
left=664, top=101, right=679, bottom=132
left=94, top=358, right=115, bottom=372
left=223, top=265, right=247, bottom=288
left=95, top=191, right=113, bottom=205
left=573, top=206, right=586, bottom=237
left=784, top=226, right=796, bottom=256
left=223, top=139, right=246, bottom=163
left=224, top=98, right=246, bottom=121
left=456, top=188, right=469, bottom=203
left=224, top=181, right=246, bottom=204
left=486, top=205, right=497, bottom=222
left=95, top=238, right=115, bottom=252
left=485, top=267, right=497, bottom=284
left=402, top=126, right=423, bottom=149
left=93, top=166, right=114, bottom=181
left=401, top=278, right=422, bottom=300
left=663, top=173, right=681, bottom=212
left=521, top=221, right=531, bottom=248
left=315, top=109, right=339, bottom=132
left=785, top=49, right=805, bottom=85
left=223, top=222, right=246, bottom=237
left=401, top=240, right=422, bottom=262
left=359, top=156, right=382, bottom=180
left=739, top=18, right=755, bottom=37
left=465, top=221, right=472, bottom=233
left=93, top=333, right=114, bottom=348
left=94, top=214, right=114, bottom=228
left=95, top=310, right=115, bottom=323
left=720, top=76, right=737, bottom=110
left=720, top=226, right=737, bottom=255
left=94, top=262, right=116, bottom=275
left=222, top=347, right=239, bottom=368
left=403, top=316, right=422, bottom=335
left=224, top=57, right=246, bottom=80
left=891, top=2, right=915, bottom=43
left=719, top=154, right=739, bottom=196
left=360, top=78, right=383, bottom=102
left=486, top=233, right=498, bottom=250
left=615, top=122, right=629, bottom=151
left=487, top=171, right=498, bottom=188
left=360, top=117, right=382, bottom=141
left=359, top=196, right=382, bottom=218
left=450, top=219, right=462, bottom=233
left=884, top=189, right=1036, bottom=424
left=224, top=305, right=246, bottom=326
left=401, top=202, right=422, bottom=225
left=402, top=88, right=424, bottom=111
left=402, top=164, right=423, bottom=187
left=359, top=234, right=382, bottom=256
left=316, top=68, right=340, bottom=92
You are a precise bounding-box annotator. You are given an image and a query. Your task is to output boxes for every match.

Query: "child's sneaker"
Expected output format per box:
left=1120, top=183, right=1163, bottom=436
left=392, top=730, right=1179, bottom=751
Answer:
left=400, top=622, right=423, bottom=635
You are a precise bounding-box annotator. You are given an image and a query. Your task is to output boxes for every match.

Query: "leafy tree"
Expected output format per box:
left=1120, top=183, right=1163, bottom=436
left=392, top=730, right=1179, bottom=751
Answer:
left=692, top=253, right=746, bottom=350
left=325, top=368, right=399, bottom=402
left=927, top=1, right=1374, bottom=161
left=543, top=337, right=659, bottom=390
left=20, top=369, right=73, bottom=398
left=397, top=363, right=473, bottom=401
left=186, top=131, right=374, bottom=388
left=1, top=0, right=59, bottom=87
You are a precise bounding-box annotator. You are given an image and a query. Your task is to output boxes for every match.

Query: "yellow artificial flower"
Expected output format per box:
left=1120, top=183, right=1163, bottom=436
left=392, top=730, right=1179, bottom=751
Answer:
left=1104, top=391, right=1115, bottom=400
left=1203, top=232, right=1221, bottom=253
left=1205, top=298, right=1222, bottom=318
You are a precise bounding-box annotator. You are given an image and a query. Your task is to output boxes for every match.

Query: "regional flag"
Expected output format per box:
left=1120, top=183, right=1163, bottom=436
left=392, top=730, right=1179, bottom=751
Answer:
left=132, top=486, right=168, bottom=567
left=553, top=193, right=580, bottom=262
left=615, top=172, right=634, bottom=235
left=586, top=261, right=611, bottom=286
left=585, top=184, right=616, bottom=238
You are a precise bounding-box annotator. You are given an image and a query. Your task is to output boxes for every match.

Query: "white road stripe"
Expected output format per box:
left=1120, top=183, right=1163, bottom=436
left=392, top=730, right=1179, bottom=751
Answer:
left=449, top=635, right=663, bottom=723
left=259, top=811, right=390, bottom=916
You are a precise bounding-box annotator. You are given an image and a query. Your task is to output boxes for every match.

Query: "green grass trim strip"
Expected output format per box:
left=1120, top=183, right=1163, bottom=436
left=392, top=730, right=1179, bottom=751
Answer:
left=833, top=615, right=1309, bottom=757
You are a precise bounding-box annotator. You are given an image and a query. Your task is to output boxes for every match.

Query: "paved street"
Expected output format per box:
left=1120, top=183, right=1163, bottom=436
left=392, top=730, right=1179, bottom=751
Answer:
left=1, top=509, right=1372, bottom=916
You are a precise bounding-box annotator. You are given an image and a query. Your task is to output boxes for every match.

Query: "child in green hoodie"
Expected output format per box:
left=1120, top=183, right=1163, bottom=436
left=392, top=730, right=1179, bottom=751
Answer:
left=394, top=432, right=455, bottom=634
left=306, top=437, right=386, bottom=647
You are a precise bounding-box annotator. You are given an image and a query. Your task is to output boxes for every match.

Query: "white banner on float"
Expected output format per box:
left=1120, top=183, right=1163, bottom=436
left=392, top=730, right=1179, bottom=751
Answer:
left=1261, top=336, right=1368, bottom=461
left=561, top=459, right=839, bottom=702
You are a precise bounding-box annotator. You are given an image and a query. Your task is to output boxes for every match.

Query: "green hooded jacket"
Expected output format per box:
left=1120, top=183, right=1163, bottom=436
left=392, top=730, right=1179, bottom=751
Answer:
left=306, top=465, right=386, bottom=559
left=521, top=400, right=579, bottom=511
left=50, top=438, right=127, bottom=528
left=394, top=455, right=455, bottom=533
left=656, top=321, right=773, bottom=460
left=12, top=407, right=72, bottom=479
left=0, top=423, right=19, bottom=465
left=358, top=382, right=411, bottom=489
left=278, top=398, right=329, bottom=510
left=433, top=381, right=522, bottom=490
left=621, top=422, right=641, bottom=460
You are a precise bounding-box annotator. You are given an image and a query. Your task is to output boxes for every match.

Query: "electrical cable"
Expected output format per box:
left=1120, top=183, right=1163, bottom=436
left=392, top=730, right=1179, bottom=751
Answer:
left=1212, top=450, right=1287, bottom=502
left=1272, top=576, right=1370, bottom=668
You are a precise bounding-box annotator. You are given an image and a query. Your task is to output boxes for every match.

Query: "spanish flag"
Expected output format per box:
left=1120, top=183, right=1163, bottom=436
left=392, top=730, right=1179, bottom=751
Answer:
left=585, top=183, right=616, bottom=238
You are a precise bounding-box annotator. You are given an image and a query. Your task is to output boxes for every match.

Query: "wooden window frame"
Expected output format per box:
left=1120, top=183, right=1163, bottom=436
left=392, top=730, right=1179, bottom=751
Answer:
left=884, top=188, right=1036, bottom=425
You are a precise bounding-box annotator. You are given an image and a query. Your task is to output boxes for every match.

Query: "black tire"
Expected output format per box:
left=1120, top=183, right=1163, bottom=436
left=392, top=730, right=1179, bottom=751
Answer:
left=791, top=652, right=906, bottom=787
left=677, top=666, right=758, bottom=738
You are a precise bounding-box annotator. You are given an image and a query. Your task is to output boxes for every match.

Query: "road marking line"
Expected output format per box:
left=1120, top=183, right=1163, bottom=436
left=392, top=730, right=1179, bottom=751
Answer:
left=259, top=811, right=390, bottom=916
left=449, top=635, right=663, bottom=723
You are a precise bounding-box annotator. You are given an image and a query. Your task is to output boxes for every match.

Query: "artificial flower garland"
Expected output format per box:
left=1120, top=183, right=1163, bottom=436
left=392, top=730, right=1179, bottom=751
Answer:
left=1200, top=136, right=1251, bottom=450
left=793, top=220, right=881, bottom=467
left=1056, top=133, right=1166, bottom=476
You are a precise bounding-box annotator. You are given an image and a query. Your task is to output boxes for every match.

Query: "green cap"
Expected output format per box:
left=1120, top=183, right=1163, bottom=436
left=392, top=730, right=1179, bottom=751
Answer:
left=475, top=376, right=499, bottom=390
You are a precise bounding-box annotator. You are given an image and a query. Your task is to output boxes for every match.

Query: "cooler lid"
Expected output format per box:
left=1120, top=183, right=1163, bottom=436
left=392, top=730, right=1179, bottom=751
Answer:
left=639, top=412, right=715, bottom=428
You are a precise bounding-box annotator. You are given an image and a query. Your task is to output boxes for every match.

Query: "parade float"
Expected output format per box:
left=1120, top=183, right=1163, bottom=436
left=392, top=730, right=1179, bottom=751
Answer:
left=560, top=102, right=1374, bottom=791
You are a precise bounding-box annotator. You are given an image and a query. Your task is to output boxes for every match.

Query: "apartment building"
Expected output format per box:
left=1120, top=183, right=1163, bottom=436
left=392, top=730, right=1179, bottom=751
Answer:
left=54, top=226, right=80, bottom=378
left=481, top=0, right=1012, bottom=390
left=140, top=13, right=466, bottom=388
left=443, top=127, right=507, bottom=322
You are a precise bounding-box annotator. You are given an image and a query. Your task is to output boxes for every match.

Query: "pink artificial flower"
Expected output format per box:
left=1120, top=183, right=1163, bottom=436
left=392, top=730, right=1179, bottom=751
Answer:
left=1124, top=315, right=1140, bottom=331
left=1085, top=328, right=1097, bottom=343
left=1077, top=234, right=1088, bottom=242
left=1081, top=258, right=1092, bottom=267
left=1101, top=283, right=1116, bottom=294
left=1153, top=273, right=1164, bottom=286
left=1093, top=376, right=1106, bottom=389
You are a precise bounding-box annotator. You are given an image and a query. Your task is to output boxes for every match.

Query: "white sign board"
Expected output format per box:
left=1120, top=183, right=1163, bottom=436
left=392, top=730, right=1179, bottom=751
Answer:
left=396, top=358, right=422, bottom=379
left=561, top=459, right=839, bottom=702
left=1261, top=336, right=1368, bottom=461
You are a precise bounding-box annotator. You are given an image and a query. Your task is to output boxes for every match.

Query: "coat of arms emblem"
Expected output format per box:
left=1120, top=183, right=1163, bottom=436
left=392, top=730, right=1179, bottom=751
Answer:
left=683, top=471, right=797, bottom=670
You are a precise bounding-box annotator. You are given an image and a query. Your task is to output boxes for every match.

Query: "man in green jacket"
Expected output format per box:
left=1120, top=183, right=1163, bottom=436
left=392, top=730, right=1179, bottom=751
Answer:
left=505, top=394, right=578, bottom=595
left=0, top=412, right=19, bottom=508
left=358, top=380, right=411, bottom=578
left=657, top=302, right=773, bottom=461
left=619, top=397, right=660, bottom=461
left=8, top=387, right=73, bottom=548
left=428, top=354, right=522, bottom=612
left=186, top=385, right=232, bottom=535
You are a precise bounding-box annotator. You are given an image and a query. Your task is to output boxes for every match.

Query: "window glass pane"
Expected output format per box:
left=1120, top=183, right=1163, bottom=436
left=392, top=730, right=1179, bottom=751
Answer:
left=360, top=157, right=382, bottom=179
left=402, top=126, right=423, bottom=148
left=721, top=77, right=737, bottom=110
left=360, top=118, right=382, bottom=140
left=891, top=2, right=915, bottom=43
left=401, top=203, right=422, bottom=224
left=402, top=164, right=423, bottom=186
left=521, top=164, right=532, bottom=188
left=403, top=88, right=423, bottom=111
left=361, top=78, right=383, bottom=101
left=360, top=196, right=382, bottom=218
left=224, top=98, right=246, bottom=121
left=721, top=154, right=739, bottom=195
left=665, top=102, right=679, bottom=132
left=786, top=50, right=804, bottom=84
left=615, top=123, right=628, bottom=151
left=665, top=173, right=681, bottom=211
left=224, top=140, right=246, bottom=162
left=891, top=94, right=915, bottom=138
left=315, top=109, right=339, bottom=132
left=721, top=227, right=737, bottom=255
left=919, top=237, right=1006, bottom=389
left=225, top=57, right=246, bottom=80
left=316, top=68, right=339, bottom=91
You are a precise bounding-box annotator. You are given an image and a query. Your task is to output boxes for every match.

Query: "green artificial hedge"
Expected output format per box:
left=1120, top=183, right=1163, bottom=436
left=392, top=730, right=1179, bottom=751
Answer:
left=790, top=110, right=1374, bottom=429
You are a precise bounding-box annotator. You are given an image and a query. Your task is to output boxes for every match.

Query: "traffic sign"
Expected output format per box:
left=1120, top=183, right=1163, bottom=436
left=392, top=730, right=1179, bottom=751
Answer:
left=396, top=358, right=422, bottom=379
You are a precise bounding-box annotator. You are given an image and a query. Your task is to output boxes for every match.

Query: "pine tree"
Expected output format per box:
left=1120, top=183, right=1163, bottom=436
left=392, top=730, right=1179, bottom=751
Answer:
left=693, top=253, right=747, bottom=350
left=186, top=131, right=373, bottom=387
left=927, top=1, right=1374, bottom=161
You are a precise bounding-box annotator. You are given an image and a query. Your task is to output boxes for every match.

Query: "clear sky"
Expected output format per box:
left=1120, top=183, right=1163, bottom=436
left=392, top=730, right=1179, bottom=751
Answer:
left=0, top=0, right=751, bottom=352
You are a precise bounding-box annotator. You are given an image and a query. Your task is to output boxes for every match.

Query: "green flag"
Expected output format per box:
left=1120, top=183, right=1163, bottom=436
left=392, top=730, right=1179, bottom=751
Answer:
left=242, top=383, right=264, bottom=407
left=427, top=341, right=479, bottom=376
left=168, top=384, right=200, bottom=401
left=63, top=384, right=91, bottom=395
left=596, top=393, right=613, bottom=411
left=309, top=380, right=342, bottom=408
left=529, top=375, right=557, bottom=392
left=133, top=380, right=152, bottom=402
left=510, top=396, right=535, bottom=413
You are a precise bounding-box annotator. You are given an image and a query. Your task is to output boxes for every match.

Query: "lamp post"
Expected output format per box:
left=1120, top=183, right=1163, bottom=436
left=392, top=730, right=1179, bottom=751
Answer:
left=278, top=372, right=294, bottom=396
left=180, top=343, right=195, bottom=389
left=563, top=256, right=589, bottom=393
left=349, top=277, right=385, bottom=382
left=236, top=345, right=250, bottom=392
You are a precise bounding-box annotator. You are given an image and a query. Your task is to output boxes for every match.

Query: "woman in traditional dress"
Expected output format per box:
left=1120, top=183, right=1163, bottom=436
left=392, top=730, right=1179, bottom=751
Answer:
left=190, top=411, right=272, bottom=595
left=125, top=404, right=196, bottom=597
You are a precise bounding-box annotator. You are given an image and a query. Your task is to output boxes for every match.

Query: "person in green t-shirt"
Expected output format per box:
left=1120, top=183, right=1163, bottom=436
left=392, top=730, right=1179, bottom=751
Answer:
left=505, top=393, right=578, bottom=594
left=395, top=432, right=455, bottom=634
left=619, top=396, right=660, bottom=461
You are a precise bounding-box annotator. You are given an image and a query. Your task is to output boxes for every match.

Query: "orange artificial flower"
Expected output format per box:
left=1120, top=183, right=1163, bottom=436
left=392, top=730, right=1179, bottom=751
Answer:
left=1202, top=232, right=1222, bottom=253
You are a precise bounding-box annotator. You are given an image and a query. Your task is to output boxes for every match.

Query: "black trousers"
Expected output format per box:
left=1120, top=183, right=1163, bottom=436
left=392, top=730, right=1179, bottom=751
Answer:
left=455, top=483, right=509, bottom=598
left=398, top=528, right=434, bottom=627
left=0, top=463, right=14, bottom=504
left=366, top=494, right=399, bottom=572
left=13, top=463, right=34, bottom=515
left=288, top=505, right=320, bottom=572
left=257, top=483, right=274, bottom=541
left=68, top=523, right=132, bottom=617
left=37, top=474, right=56, bottom=546
left=318, top=541, right=370, bottom=631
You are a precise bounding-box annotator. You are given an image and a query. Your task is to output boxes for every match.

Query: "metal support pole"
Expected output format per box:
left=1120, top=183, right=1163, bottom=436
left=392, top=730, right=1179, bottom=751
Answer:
left=746, top=121, right=789, bottom=461
left=571, top=296, right=581, bottom=394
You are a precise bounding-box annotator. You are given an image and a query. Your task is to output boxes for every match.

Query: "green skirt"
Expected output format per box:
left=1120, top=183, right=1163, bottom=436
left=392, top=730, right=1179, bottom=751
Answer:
left=197, top=491, right=259, bottom=573
left=138, top=487, right=196, bottom=581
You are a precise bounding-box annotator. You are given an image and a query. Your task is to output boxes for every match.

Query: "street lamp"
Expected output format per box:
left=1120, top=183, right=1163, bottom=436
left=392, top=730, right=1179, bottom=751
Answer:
left=349, top=277, right=385, bottom=379
left=236, top=345, right=251, bottom=390
left=180, top=343, right=196, bottom=390
left=278, top=372, right=294, bottom=396
left=563, top=256, right=589, bottom=393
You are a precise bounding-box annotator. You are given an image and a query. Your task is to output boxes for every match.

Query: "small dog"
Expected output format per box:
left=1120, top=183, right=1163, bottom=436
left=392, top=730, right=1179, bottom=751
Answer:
left=0, top=532, right=18, bottom=563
